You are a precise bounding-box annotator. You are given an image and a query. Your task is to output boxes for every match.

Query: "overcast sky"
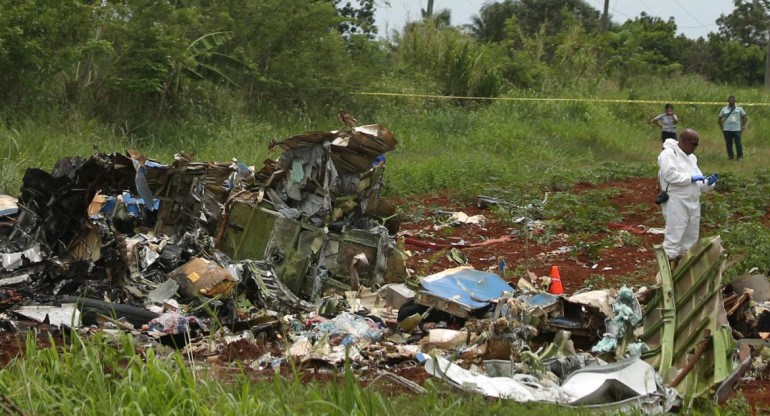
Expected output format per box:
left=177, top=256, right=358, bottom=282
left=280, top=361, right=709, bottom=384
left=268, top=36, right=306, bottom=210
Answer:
left=375, top=0, right=736, bottom=39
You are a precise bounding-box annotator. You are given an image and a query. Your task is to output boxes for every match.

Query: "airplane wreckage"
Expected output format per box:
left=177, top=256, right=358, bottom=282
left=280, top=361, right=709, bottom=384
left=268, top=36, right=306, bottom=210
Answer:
left=0, top=118, right=767, bottom=413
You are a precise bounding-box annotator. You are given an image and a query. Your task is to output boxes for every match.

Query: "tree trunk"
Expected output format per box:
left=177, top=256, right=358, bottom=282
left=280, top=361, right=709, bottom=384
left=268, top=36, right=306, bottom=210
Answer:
left=601, top=0, right=609, bottom=33
left=765, top=31, right=770, bottom=88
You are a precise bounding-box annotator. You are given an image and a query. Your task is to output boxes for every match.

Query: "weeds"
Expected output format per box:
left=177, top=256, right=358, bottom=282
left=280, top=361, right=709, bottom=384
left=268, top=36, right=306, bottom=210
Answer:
left=699, top=169, right=770, bottom=282
left=567, top=233, right=609, bottom=261
left=1, top=330, right=607, bottom=415
left=542, top=189, right=621, bottom=234
left=582, top=274, right=607, bottom=289
left=720, top=222, right=770, bottom=282
left=617, top=230, right=641, bottom=247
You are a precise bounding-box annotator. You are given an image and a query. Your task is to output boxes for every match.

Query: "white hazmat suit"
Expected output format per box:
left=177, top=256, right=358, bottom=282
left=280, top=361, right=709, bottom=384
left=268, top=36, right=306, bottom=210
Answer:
left=657, top=138, right=714, bottom=260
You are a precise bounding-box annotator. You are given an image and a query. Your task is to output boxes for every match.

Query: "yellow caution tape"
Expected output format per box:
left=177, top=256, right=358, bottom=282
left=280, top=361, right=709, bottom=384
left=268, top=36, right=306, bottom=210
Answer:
left=354, top=92, right=770, bottom=106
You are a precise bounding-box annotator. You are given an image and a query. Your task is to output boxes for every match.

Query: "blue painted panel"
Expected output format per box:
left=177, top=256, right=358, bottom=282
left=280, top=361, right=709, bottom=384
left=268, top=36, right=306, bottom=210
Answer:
left=122, top=192, right=160, bottom=218
left=421, top=268, right=514, bottom=310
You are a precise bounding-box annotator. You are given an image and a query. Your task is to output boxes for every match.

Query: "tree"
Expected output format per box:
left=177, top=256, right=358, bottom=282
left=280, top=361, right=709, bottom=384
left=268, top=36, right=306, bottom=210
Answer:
left=470, top=1, right=518, bottom=42
left=716, top=0, right=770, bottom=87
left=394, top=22, right=504, bottom=97
left=470, top=0, right=601, bottom=43
left=162, top=32, right=252, bottom=115
left=94, top=0, right=206, bottom=120
left=218, top=0, right=360, bottom=112
left=333, top=0, right=379, bottom=38
left=424, top=8, right=452, bottom=28
left=708, top=33, right=766, bottom=85
left=0, top=0, right=95, bottom=111
left=717, top=0, right=770, bottom=46
left=676, top=37, right=716, bottom=78
left=604, top=13, right=681, bottom=88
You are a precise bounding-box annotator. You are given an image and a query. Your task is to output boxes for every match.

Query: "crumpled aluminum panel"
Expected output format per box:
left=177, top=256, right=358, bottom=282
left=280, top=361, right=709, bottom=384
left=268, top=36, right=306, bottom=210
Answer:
left=271, top=124, right=397, bottom=174
left=418, top=266, right=514, bottom=312
left=640, top=235, right=735, bottom=405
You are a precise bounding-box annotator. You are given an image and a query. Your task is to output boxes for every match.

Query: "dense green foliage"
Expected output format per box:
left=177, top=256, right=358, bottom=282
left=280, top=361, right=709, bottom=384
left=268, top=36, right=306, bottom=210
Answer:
left=1, top=0, right=769, bottom=126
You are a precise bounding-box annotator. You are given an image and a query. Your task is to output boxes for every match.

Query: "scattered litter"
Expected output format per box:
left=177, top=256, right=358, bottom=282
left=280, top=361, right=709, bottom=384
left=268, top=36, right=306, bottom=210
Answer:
left=13, top=304, right=81, bottom=328
left=0, top=274, right=31, bottom=286
left=0, top=195, right=18, bottom=216
left=0, top=119, right=757, bottom=411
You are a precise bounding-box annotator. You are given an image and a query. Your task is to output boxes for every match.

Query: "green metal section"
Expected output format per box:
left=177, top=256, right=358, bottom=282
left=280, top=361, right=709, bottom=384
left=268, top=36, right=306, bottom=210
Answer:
left=641, top=245, right=677, bottom=374
left=222, top=203, right=280, bottom=260
left=713, top=326, right=735, bottom=384
left=671, top=318, right=710, bottom=363
left=219, top=202, right=387, bottom=298
left=641, top=236, right=736, bottom=405
left=278, top=230, right=317, bottom=297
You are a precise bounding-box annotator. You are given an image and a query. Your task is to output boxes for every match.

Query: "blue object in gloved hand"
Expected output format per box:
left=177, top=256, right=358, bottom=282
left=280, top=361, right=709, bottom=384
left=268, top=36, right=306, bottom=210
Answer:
left=707, top=173, right=718, bottom=186
left=691, top=175, right=706, bottom=183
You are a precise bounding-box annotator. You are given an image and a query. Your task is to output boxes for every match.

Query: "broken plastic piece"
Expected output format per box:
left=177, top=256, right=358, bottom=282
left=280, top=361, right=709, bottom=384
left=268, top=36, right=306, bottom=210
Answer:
left=378, top=283, right=415, bottom=309
left=0, top=194, right=18, bottom=216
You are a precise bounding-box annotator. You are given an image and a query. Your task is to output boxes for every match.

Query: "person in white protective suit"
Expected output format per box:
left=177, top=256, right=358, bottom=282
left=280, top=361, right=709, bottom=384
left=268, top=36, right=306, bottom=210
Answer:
left=657, top=129, right=718, bottom=269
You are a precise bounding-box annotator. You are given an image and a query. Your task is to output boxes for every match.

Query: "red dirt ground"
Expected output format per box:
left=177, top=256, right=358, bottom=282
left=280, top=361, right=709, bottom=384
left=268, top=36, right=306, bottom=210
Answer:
left=397, top=177, right=666, bottom=293
left=393, top=176, right=770, bottom=410
left=737, top=378, right=770, bottom=412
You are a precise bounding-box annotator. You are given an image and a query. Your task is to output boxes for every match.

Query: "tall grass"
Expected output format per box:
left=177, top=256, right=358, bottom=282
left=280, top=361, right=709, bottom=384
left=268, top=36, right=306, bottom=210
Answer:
left=0, top=331, right=753, bottom=415
left=0, top=331, right=608, bottom=415
left=2, top=75, right=769, bottom=198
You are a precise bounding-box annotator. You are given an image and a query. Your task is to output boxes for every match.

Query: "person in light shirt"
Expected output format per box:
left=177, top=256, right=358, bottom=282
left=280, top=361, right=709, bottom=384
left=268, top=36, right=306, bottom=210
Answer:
left=717, top=95, right=747, bottom=160
left=651, top=103, right=678, bottom=144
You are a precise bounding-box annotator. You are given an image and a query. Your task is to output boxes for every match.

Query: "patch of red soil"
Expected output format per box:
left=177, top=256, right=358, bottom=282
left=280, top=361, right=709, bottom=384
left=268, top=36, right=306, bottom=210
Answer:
left=219, top=339, right=267, bottom=362
left=246, top=358, right=430, bottom=396
left=0, top=332, right=25, bottom=366
left=735, top=378, right=770, bottom=412
left=0, top=326, right=61, bottom=365
left=397, top=177, right=665, bottom=292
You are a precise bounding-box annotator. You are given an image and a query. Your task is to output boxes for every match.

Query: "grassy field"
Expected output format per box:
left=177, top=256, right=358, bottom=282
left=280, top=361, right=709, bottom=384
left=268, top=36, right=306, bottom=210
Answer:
left=1, top=75, right=769, bottom=414
left=0, top=332, right=752, bottom=415
left=2, top=75, right=768, bottom=197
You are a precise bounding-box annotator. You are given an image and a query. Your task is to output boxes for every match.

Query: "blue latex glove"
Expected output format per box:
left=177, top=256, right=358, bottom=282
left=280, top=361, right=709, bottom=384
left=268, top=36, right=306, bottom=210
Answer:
left=707, top=173, right=718, bottom=186
left=691, top=175, right=706, bottom=183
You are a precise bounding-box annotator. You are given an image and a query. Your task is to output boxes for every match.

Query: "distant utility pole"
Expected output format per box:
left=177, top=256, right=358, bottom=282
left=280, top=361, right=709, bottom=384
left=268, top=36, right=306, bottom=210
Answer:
left=765, top=33, right=770, bottom=89
left=601, top=0, right=609, bottom=32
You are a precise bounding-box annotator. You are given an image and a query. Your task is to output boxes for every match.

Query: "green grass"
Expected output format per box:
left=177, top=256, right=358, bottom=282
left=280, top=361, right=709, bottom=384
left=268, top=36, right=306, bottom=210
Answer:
left=2, top=75, right=768, bottom=196
left=0, top=331, right=753, bottom=415
left=1, top=75, right=769, bottom=414
left=0, top=331, right=596, bottom=415
left=3, top=76, right=769, bottom=278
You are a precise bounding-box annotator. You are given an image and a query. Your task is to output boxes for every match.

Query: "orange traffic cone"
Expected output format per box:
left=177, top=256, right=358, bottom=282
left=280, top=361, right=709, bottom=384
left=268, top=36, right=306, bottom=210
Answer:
left=548, top=266, right=564, bottom=295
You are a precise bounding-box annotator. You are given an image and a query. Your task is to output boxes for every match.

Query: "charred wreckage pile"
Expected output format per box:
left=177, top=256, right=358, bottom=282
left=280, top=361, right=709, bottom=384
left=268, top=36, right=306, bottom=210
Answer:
left=0, top=119, right=766, bottom=413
